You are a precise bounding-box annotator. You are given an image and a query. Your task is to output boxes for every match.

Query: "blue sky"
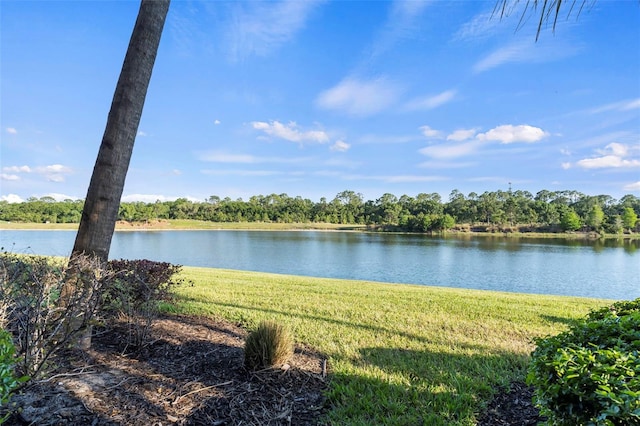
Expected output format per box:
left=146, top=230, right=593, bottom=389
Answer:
left=1, top=0, right=639, bottom=204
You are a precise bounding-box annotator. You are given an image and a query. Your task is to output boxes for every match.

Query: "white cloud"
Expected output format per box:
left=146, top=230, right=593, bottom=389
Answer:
left=404, top=90, right=456, bottom=111
left=447, top=128, right=477, bottom=141
left=476, top=124, right=547, bottom=144
left=201, top=152, right=260, bottom=163
left=384, top=175, right=446, bottom=183
left=334, top=173, right=446, bottom=183
left=588, top=98, right=640, bottom=114
left=1, top=194, right=24, bottom=203
left=5, top=127, right=17, bottom=134
left=419, top=124, right=547, bottom=160
left=598, top=142, right=628, bottom=157
left=368, top=0, right=431, bottom=59
left=574, top=143, right=640, bottom=170
left=1, top=164, right=73, bottom=182
left=199, top=151, right=311, bottom=164
left=251, top=120, right=329, bottom=144
left=577, top=156, right=640, bottom=169
left=419, top=140, right=483, bottom=159
left=473, top=40, right=581, bottom=73
left=137, top=131, right=148, bottom=137
left=34, top=164, right=73, bottom=182
left=43, top=193, right=80, bottom=202
left=201, top=169, right=284, bottom=177
left=2, top=165, right=31, bottom=173
left=419, top=160, right=475, bottom=169
left=121, top=194, right=200, bottom=203
left=214, top=119, right=221, bottom=125
left=330, top=140, right=350, bottom=152
left=467, top=176, right=507, bottom=183
left=358, top=134, right=417, bottom=144
left=623, top=181, right=640, bottom=192
left=37, top=164, right=72, bottom=173
left=226, top=0, right=323, bottom=61
left=316, top=77, right=402, bottom=116
left=561, top=162, right=572, bottom=170
left=473, top=42, right=528, bottom=72
left=323, top=157, right=361, bottom=168
left=420, top=126, right=443, bottom=139
left=453, top=11, right=497, bottom=41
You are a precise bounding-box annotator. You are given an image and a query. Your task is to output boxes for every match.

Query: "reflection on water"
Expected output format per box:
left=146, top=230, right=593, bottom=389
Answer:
left=1, top=230, right=638, bottom=300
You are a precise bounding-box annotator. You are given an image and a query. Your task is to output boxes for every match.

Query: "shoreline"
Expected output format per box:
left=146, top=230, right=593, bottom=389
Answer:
left=1, top=219, right=638, bottom=239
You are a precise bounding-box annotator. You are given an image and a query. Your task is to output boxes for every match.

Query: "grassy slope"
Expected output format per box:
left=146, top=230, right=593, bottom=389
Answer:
left=171, top=267, right=607, bottom=425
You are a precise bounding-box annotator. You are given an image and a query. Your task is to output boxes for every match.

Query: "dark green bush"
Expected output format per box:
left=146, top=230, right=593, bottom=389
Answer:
left=527, top=298, right=640, bottom=426
left=244, top=320, right=294, bottom=370
left=0, top=329, right=28, bottom=423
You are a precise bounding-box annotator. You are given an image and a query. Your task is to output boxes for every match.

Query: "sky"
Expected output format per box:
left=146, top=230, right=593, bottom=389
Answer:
left=1, top=0, right=639, bottom=204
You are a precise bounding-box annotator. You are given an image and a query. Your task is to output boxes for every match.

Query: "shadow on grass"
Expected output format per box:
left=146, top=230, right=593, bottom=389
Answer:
left=179, top=298, right=443, bottom=346
left=539, top=314, right=578, bottom=327
left=324, top=346, right=529, bottom=425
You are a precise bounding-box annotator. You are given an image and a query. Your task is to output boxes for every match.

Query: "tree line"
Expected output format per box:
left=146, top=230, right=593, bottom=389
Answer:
left=2, top=189, right=639, bottom=234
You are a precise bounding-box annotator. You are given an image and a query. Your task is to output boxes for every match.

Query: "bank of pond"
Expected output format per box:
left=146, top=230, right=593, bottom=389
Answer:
left=1, top=228, right=638, bottom=301
left=173, top=267, right=609, bottom=425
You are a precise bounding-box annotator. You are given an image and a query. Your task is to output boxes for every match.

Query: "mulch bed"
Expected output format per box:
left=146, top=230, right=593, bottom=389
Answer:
left=3, top=314, right=543, bottom=425
left=477, top=380, right=546, bottom=426
left=3, top=315, right=328, bottom=425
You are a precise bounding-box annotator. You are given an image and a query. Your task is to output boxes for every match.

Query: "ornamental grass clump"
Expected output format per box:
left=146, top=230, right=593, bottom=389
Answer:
left=527, top=298, right=640, bottom=426
left=244, top=320, right=294, bottom=370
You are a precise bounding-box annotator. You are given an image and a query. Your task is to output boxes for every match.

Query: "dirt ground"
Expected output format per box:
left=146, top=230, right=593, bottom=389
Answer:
left=477, top=380, right=546, bottom=426
left=3, top=314, right=542, bottom=425
left=3, top=315, right=328, bottom=425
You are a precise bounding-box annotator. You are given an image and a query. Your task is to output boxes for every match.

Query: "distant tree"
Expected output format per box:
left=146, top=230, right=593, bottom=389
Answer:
left=478, top=191, right=505, bottom=224
left=437, top=214, right=456, bottom=231
left=586, top=204, right=605, bottom=231
left=607, top=215, right=624, bottom=234
left=622, top=207, right=638, bottom=232
left=560, top=209, right=582, bottom=231
left=376, top=193, right=401, bottom=225
left=332, top=190, right=364, bottom=224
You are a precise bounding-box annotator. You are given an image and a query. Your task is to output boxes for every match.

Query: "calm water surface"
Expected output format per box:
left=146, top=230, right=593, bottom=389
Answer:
left=1, top=230, right=638, bottom=300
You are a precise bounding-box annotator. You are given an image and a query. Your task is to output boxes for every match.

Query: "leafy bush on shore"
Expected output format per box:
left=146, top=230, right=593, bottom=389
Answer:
left=0, top=329, right=28, bottom=424
left=527, top=298, right=640, bottom=425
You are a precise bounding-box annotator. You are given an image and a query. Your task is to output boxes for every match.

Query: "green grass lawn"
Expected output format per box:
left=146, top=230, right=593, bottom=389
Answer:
left=170, top=267, right=607, bottom=425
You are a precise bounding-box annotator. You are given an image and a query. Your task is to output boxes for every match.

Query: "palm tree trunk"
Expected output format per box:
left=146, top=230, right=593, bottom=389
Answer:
left=73, top=0, right=170, bottom=262
left=69, top=0, right=169, bottom=350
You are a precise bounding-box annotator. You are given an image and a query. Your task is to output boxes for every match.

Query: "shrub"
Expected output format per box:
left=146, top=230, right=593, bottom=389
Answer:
left=102, top=259, right=184, bottom=349
left=244, top=320, right=294, bottom=370
left=0, top=253, right=107, bottom=379
left=0, top=329, right=28, bottom=423
left=527, top=298, right=640, bottom=426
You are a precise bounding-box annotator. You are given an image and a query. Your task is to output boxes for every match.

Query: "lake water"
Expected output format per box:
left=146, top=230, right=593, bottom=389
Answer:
left=1, top=230, right=638, bottom=300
